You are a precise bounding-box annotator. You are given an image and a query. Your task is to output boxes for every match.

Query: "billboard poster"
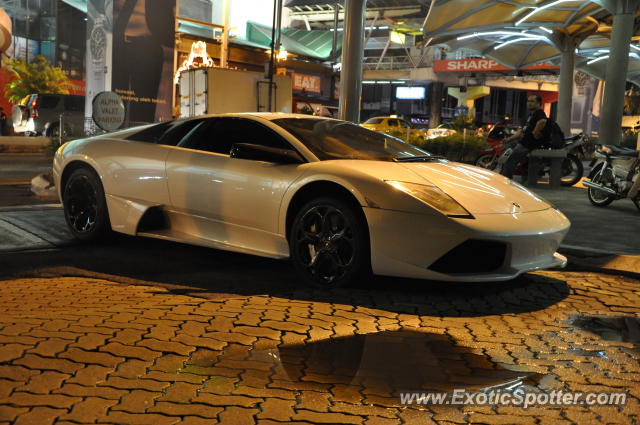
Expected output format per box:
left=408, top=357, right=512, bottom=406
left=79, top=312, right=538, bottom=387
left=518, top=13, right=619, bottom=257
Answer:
left=112, top=0, right=176, bottom=124
left=571, top=71, right=599, bottom=135
left=13, top=36, right=26, bottom=60
left=85, top=0, right=114, bottom=126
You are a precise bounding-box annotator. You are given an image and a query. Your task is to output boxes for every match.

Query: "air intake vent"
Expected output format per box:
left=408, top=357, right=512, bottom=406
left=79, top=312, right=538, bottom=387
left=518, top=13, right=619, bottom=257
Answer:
left=429, top=239, right=507, bottom=274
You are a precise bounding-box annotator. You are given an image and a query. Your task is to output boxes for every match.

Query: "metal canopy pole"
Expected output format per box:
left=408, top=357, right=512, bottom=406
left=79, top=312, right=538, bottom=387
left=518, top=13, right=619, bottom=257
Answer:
left=599, top=1, right=637, bottom=145
left=330, top=2, right=339, bottom=60
left=554, top=32, right=577, bottom=135
left=220, top=0, right=230, bottom=68
left=338, top=0, right=366, bottom=123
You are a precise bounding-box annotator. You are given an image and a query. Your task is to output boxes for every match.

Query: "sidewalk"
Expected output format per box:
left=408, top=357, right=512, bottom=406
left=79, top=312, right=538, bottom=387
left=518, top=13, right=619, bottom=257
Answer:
left=532, top=182, right=640, bottom=275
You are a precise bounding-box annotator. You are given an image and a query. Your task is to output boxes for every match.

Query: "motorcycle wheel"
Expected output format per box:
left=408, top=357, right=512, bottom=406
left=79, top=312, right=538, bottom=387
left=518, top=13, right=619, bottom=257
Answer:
left=560, top=154, right=584, bottom=187
left=475, top=154, right=497, bottom=170
left=587, top=164, right=615, bottom=207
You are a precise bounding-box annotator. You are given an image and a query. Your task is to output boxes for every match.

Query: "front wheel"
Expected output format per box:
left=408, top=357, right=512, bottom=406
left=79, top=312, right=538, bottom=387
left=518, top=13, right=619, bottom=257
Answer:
left=63, top=167, right=112, bottom=241
left=587, top=165, right=615, bottom=207
left=289, top=197, right=370, bottom=288
left=475, top=153, right=498, bottom=170
left=560, top=154, right=584, bottom=187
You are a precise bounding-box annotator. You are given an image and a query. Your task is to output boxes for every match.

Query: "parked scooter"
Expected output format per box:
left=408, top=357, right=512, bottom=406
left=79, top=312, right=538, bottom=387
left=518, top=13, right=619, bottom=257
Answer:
left=475, top=133, right=586, bottom=187
left=583, top=144, right=640, bottom=210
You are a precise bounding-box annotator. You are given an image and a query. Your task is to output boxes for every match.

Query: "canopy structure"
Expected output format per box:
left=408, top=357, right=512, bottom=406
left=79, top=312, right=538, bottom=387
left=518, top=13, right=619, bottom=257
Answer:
left=423, top=0, right=640, bottom=142
left=423, top=0, right=603, bottom=41
left=244, top=21, right=342, bottom=60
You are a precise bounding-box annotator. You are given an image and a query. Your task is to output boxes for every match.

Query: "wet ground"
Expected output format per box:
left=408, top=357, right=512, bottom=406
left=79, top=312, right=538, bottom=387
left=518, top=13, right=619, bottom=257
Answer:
left=0, top=256, right=638, bottom=424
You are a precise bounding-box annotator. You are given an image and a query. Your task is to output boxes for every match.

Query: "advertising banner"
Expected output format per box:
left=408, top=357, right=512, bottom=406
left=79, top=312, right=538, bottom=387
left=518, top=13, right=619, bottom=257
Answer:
left=292, top=73, right=321, bottom=94
left=85, top=0, right=113, bottom=126
left=434, top=59, right=560, bottom=73
left=112, top=0, right=176, bottom=124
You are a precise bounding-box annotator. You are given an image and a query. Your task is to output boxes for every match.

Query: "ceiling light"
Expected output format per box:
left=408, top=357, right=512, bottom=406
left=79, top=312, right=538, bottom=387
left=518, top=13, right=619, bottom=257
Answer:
left=516, top=0, right=572, bottom=26
left=587, top=55, right=608, bottom=65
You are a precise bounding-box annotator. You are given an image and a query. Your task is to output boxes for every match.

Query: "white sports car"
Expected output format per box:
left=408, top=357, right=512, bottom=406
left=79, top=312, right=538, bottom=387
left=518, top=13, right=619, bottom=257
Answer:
left=53, top=113, right=569, bottom=287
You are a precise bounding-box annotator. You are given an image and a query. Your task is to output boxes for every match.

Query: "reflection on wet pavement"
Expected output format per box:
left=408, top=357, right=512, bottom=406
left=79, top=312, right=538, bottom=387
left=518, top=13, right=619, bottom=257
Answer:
left=571, top=315, right=640, bottom=345
left=182, top=330, right=544, bottom=405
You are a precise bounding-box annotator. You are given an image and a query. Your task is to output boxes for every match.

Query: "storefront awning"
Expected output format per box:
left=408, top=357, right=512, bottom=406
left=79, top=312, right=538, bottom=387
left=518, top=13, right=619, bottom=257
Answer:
left=61, top=0, right=87, bottom=13
left=245, top=21, right=342, bottom=60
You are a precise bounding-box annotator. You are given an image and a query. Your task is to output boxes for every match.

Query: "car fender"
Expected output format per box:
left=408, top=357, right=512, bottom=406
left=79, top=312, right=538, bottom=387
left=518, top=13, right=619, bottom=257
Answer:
left=277, top=172, right=370, bottom=236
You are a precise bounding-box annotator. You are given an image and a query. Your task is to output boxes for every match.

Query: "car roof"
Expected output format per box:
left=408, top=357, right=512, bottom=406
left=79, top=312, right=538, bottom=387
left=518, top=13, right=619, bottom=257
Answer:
left=196, top=112, right=339, bottom=122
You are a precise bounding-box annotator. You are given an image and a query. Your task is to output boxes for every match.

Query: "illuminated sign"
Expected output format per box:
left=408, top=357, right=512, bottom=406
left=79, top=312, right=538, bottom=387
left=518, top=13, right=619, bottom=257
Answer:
left=434, top=59, right=560, bottom=73
left=292, top=73, right=321, bottom=93
left=175, top=41, right=214, bottom=84
left=396, top=86, right=425, bottom=100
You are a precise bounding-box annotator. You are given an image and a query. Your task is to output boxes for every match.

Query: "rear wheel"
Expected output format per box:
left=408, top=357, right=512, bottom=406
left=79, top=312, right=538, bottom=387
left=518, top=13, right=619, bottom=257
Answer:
left=560, top=154, right=584, bottom=187
left=587, top=165, right=615, bottom=207
left=63, top=167, right=111, bottom=241
left=289, top=197, right=370, bottom=288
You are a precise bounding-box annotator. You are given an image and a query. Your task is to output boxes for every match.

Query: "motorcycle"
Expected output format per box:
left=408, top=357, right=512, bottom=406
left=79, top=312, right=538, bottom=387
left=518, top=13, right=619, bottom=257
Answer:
left=475, top=133, right=586, bottom=187
left=583, top=144, right=640, bottom=210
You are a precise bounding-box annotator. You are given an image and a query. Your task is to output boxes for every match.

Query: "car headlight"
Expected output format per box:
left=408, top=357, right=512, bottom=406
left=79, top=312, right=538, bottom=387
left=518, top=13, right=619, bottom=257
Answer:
left=386, top=181, right=473, bottom=218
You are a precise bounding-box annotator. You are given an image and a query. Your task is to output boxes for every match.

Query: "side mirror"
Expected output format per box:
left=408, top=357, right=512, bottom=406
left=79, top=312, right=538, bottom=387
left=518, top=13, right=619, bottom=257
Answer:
left=230, top=143, right=305, bottom=164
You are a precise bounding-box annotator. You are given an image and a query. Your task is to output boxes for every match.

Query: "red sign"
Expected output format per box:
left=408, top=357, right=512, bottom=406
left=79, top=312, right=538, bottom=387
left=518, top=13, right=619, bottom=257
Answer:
left=434, top=59, right=559, bottom=73
left=292, top=73, right=321, bottom=93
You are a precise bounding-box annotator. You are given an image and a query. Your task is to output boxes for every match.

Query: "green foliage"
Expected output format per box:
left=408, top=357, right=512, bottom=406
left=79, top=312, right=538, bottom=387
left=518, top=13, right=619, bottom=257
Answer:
left=449, top=115, right=476, bottom=132
left=383, top=128, right=425, bottom=145
left=410, top=133, right=488, bottom=163
left=2, top=56, right=74, bottom=103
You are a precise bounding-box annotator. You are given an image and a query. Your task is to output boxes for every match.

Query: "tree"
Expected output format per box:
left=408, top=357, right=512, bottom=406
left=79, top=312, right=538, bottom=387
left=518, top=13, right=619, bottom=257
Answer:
left=2, top=56, right=74, bottom=103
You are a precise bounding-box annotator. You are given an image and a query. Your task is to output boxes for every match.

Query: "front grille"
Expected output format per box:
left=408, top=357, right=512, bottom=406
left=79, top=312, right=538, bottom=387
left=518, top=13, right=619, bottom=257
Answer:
left=429, top=239, right=507, bottom=274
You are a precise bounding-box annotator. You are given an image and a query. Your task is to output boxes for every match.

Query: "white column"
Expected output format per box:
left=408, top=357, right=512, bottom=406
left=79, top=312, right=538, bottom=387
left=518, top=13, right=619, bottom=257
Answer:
left=599, top=5, right=636, bottom=145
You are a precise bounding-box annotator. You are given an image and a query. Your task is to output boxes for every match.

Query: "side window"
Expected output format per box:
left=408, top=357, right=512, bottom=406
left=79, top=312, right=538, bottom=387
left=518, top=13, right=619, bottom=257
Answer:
left=158, top=119, right=205, bottom=146
left=125, top=122, right=173, bottom=143
left=64, top=96, right=84, bottom=112
left=181, top=118, right=294, bottom=155
left=387, top=119, right=399, bottom=127
left=399, top=120, right=410, bottom=128
left=39, top=95, right=60, bottom=109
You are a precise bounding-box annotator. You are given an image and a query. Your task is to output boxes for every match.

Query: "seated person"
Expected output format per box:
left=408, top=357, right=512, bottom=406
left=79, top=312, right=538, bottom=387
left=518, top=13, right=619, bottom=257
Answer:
left=500, top=95, right=548, bottom=179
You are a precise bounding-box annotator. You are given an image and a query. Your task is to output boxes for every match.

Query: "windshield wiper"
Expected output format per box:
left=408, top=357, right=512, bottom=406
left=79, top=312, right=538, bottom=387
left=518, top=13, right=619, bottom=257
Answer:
left=393, top=155, right=445, bottom=162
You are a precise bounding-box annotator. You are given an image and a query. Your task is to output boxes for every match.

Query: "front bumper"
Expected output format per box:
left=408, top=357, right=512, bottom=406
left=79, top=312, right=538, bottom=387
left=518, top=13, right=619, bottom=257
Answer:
left=363, top=207, right=570, bottom=282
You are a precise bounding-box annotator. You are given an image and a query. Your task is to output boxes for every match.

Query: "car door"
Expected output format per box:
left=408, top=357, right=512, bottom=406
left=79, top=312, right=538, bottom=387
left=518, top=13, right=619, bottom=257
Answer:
left=165, top=117, right=306, bottom=256
left=398, top=119, right=412, bottom=139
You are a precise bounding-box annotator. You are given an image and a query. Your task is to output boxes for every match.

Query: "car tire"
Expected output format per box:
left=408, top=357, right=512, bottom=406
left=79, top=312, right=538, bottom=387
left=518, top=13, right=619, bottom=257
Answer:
left=587, top=164, right=615, bottom=207
left=63, top=167, right=112, bottom=241
left=47, top=123, right=72, bottom=140
left=560, top=154, right=584, bottom=187
left=289, top=197, right=370, bottom=288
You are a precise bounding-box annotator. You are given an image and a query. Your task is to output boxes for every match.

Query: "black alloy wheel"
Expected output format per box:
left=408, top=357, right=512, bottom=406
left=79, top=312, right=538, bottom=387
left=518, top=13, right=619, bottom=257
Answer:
left=63, top=167, right=111, bottom=241
left=289, top=197, right=370, bottom=287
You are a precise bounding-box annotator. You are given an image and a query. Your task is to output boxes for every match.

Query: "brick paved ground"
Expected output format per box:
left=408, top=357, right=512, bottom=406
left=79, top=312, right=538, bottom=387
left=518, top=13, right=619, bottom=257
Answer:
left=0, top=270, right=638, bottom=425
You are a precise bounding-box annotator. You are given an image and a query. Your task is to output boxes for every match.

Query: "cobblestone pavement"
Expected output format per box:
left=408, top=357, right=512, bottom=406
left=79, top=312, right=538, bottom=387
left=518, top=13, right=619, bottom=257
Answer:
left=0, top=269, right=638, bottom=425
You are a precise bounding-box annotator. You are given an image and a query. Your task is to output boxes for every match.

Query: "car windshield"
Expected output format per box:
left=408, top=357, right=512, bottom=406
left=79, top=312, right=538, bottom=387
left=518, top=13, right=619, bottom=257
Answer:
left=273, top=118, right=433, bottom=161
left=363, top=118, right=383, bottom=124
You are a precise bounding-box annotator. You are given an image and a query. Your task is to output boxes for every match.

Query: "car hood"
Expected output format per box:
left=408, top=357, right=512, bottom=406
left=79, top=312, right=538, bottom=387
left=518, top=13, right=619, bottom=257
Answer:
left=329, top=160, right=551, bottom=214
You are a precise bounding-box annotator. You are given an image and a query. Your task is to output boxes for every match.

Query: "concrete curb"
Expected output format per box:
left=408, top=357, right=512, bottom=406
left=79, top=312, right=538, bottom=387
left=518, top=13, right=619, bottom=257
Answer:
left=558, top=246, right=640, bottom=278
left=0, top=136, right=51, bottom=153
